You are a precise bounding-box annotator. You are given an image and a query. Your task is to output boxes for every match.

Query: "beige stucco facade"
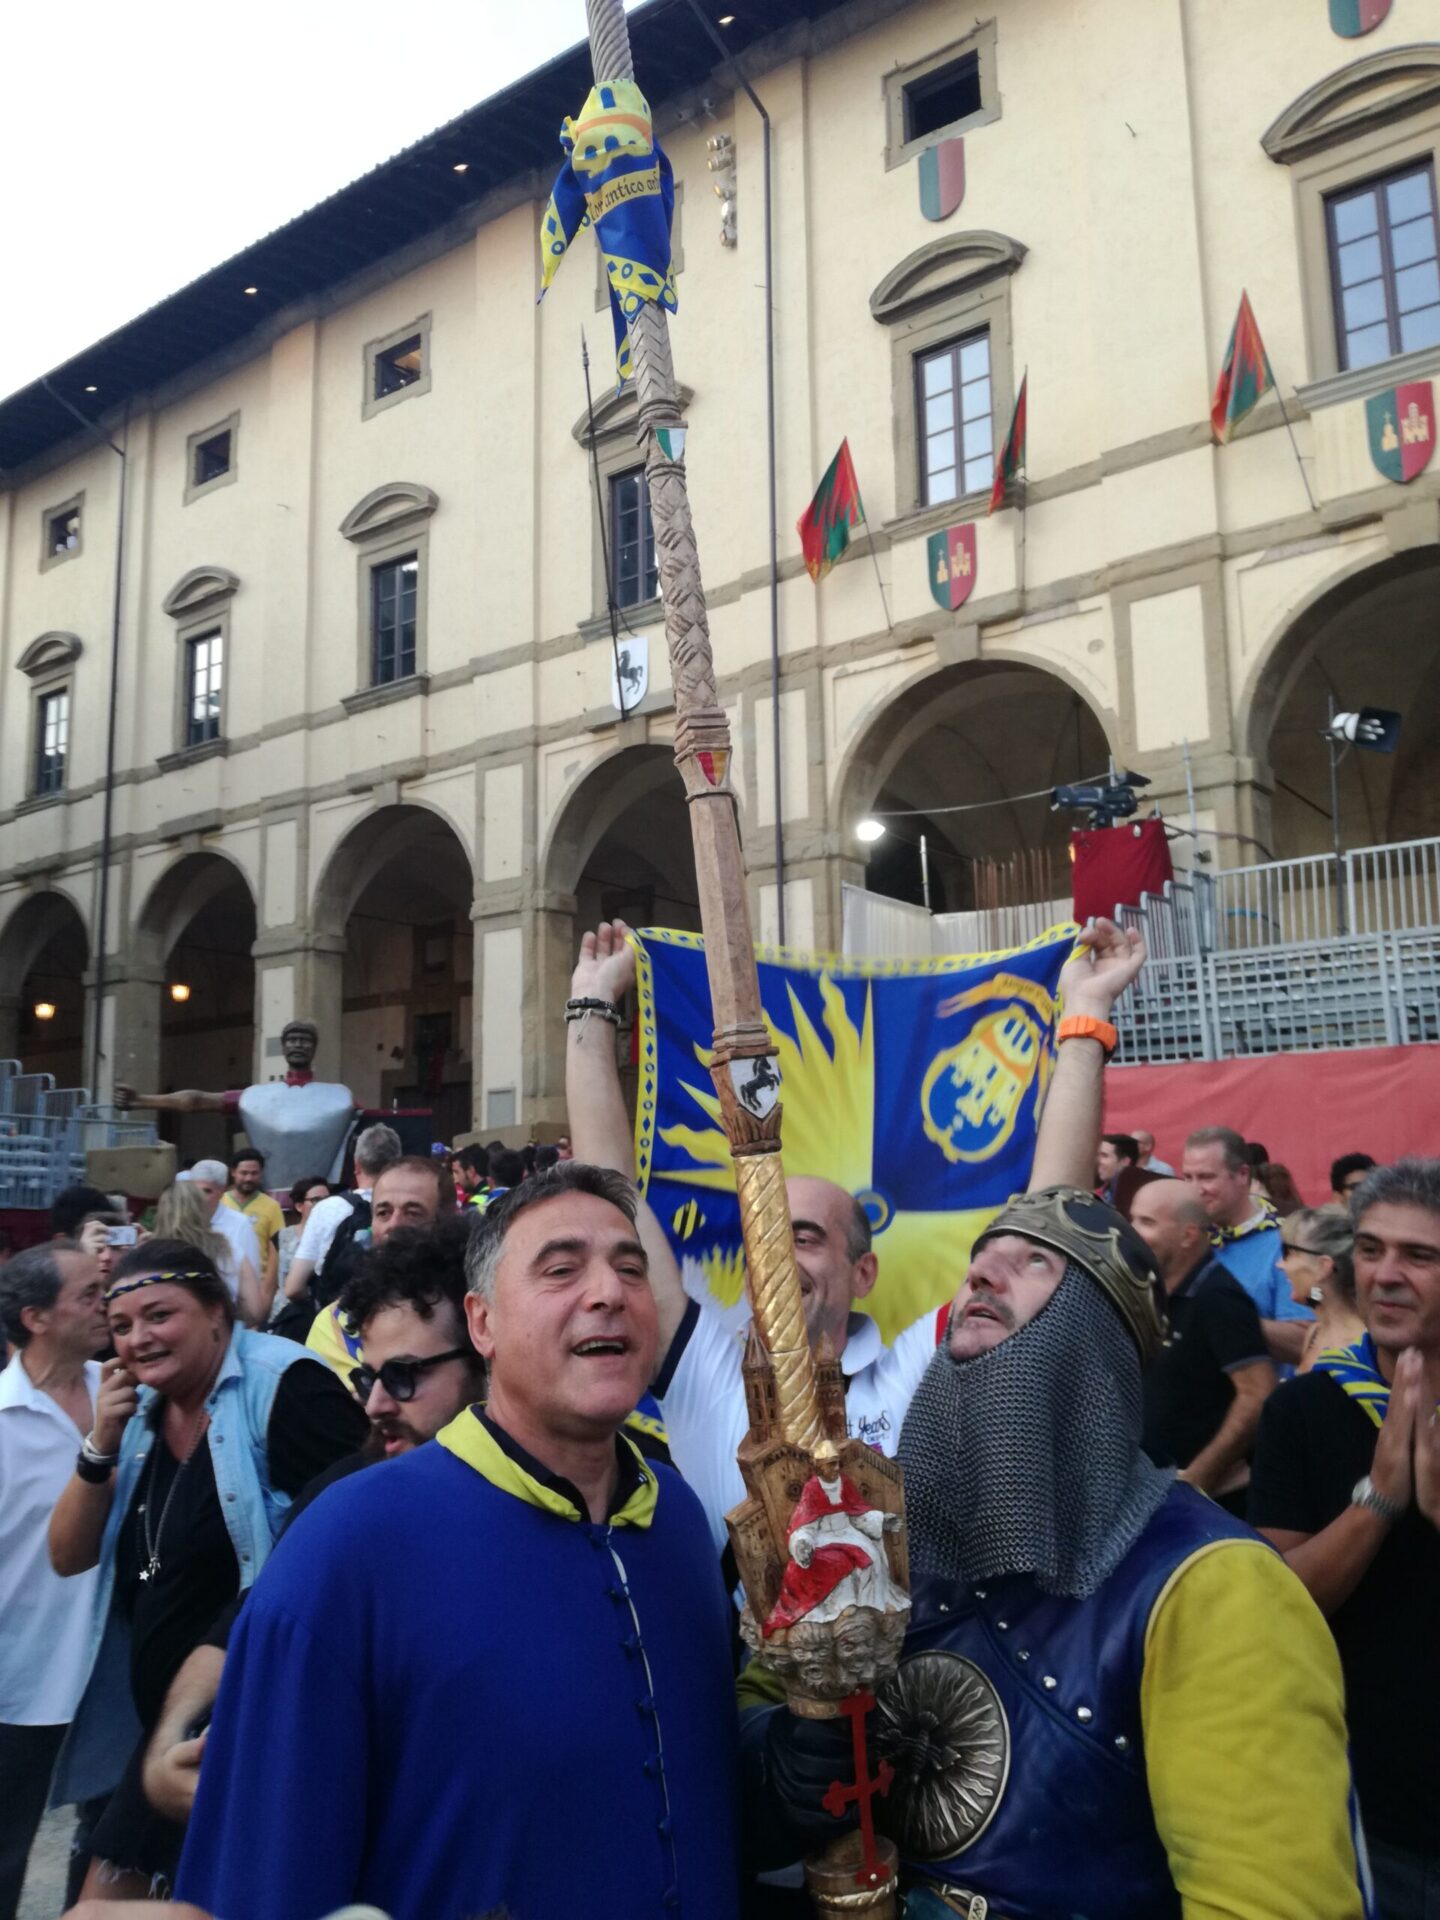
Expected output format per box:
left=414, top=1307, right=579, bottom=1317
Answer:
left=3, top=0, right=1439, bottom=1135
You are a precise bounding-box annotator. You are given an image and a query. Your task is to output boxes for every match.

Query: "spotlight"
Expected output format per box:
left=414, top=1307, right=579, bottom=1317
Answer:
left=855, top=818, right=886, bottom=844
left=1324, top=708, right=1401, bottom=753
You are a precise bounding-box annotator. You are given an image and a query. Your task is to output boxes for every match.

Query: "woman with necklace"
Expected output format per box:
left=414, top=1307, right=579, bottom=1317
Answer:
left=1280, top=1208, right=1366, bottom=1374
left=48, top=1239, right=368, bottom=1901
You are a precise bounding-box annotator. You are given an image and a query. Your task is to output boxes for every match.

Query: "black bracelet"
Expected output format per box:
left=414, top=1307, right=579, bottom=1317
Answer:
left=75, top=1450, right=114, bottom=1485
left=565, top=997, right=621, bottom=1025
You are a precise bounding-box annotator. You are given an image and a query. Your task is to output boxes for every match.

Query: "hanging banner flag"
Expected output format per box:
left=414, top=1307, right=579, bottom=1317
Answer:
left=1210, top=292, right=1274, bottom=444
left=918, top=138, right=966, bottom=222
left=632, top=924, right=1076, bottom=1340
left=798, top=438, right=866, bottom=581
left=611, top=634, right=649, bottom=711
left=1366, top=381, right=1436, bottom=485
left=1329, top=0, right=1391, bottom=34
left=987, top=373, right=1028, bottom=515
left=926, top=523, right=978, bottom=611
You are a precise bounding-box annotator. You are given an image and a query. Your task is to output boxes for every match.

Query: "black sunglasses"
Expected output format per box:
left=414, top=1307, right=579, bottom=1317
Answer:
left=349, top=1347, right=471, bottom=1404
left=1280, top=1241, right=1321, bottom=1259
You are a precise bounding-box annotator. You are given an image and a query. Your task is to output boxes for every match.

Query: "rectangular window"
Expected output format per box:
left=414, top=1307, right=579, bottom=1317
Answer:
left=35, top=688, right=68, bottom=795
left=609, top=468, right=658, bottom=608
left=185, top=630, right=224, bottom=746
left=193, top=429, right=232, bottom=488
left=904, top=52, right=982, bottom=144
left=1326, top=163, right=1440, bottom=371
left=46, top=503, right=81, bottom=558
left=916, top=330, right=994, bottom=506
left=371, top=554, right=419, bottom=683
left=373, top=333, right=424, bottom=400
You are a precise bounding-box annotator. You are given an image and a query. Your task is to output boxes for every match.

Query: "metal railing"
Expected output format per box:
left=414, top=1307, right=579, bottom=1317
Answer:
left=0, top=1064, right=158, bottom=1209
left=1201, top=835, right=1440, bottom=952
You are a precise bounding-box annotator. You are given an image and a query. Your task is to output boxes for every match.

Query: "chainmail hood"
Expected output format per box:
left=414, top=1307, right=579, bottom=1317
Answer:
left=897, top=1262, right=1172, bottom=1598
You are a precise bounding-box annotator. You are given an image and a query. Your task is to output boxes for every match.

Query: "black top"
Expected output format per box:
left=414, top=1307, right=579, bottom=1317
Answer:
left=1141, top=1256, right=1269, bottom=1471
left=116, top=1361, right=369, bottom=1725
left=477, top=1407, right=647, bottom=1521
left=1248, top=1369, right=1440, bottom=1850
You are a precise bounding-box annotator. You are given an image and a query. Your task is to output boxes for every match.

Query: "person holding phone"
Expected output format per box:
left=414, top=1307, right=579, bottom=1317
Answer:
left=46, top=1240, right=367, bottom=1902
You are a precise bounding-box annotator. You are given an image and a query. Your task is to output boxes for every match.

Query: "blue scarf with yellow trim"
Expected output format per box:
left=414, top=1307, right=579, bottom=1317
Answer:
left=1312, top=1332, right=1389, bottom=1430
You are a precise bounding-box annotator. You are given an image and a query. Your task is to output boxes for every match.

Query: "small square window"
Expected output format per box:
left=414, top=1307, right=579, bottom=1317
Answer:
left=609, top=469, right=658, bottom=609
left=186, top=630, right=224, bottom=746
left=374, top=334, right=424, bottom=400
left=43, top=498, right=82, bottom=564
left=904, top=53, right=982, bottom=144
left=34, top=687, right=68, bottom=795
left=371, top=554, right=419, bottom=684
left=194, top=429, right=231, bottom=488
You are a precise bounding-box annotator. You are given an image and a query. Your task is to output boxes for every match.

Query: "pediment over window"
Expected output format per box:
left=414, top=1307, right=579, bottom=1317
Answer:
left=1263, top=45, right=1440, bottom=164
left=571, top=383, right=695, bottom=449
left=162, top=566, right=240, bottom=620
left=871, top=231, right=1027, bottom=326
left=16, top=631, right=82, bottom=678
left=339, top=482, right=439, bottom=543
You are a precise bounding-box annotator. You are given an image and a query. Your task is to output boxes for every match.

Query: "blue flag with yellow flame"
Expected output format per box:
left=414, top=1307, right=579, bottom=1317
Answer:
left=538, top=78, right=677, bottom=384
left=632, top=925, right=1077, bottom=1342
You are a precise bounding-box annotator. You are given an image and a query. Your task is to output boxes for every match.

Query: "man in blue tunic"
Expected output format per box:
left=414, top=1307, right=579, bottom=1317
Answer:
left=744, top=1188, right=1368, bottom=1920
left=176, top=1162, right=739, bottom=1920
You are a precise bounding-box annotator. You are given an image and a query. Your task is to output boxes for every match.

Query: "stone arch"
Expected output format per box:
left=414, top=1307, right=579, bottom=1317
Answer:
left=310, top=803, right=477, bottom=1136
left=542, top=744, right=690, bottom=904
left=0, top=889, right=91, bottom=1084
left=134, top=848, right=257, bottom=969
left=1239, top=542, right=1440, bottom=856
left=833, top=655, right=1115, bottom=912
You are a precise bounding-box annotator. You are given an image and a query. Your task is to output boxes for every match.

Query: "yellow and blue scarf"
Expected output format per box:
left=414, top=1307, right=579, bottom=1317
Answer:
left=1312, top=1332, right=1390, bottom=1429
left=538, top=78, right=677, bottom=384
left=1210, top=1197, right=1282, bottom=1249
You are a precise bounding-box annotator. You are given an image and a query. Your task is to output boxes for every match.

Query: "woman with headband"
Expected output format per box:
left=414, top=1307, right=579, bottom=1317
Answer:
left=46, top=1238, right=368, bottom=1901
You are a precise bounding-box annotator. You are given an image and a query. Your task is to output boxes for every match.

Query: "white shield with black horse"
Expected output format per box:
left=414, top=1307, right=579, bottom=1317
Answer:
left=611, top=634, right=649, bottom=713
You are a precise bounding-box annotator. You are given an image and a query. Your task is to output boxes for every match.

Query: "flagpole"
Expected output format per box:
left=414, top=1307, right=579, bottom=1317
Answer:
left=1267, top=355, right=1319, bottom=512
left=581, top=0, right=821, bottom=1450
left=865, top=528, right=895, bottom=634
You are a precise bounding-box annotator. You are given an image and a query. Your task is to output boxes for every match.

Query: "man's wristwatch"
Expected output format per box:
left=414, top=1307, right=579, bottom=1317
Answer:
left=1351, top=1475, right=1404, bottom=1525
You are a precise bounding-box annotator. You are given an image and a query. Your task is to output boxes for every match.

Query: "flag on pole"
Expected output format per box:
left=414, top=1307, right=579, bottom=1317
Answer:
left=1211, top=293, right=1274, bottom=444
left=987, top=373, right=1028, bottom=515
left=798, top=439, right=866, bottom=582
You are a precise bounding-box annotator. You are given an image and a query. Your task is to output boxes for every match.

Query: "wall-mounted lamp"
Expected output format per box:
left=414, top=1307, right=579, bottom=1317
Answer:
left=33, top=1001, right=56, bottom=1022
left=170, top=982, right=192, bottom=1004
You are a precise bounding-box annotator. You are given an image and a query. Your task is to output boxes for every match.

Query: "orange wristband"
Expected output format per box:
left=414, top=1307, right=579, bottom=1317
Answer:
left=1057, top=1014, right=1117, bottom=1056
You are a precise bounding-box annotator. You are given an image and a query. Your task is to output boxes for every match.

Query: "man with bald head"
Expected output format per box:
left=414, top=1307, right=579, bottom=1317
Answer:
left=1132, top=1178, right=1276, bottom=1516
left=567, top=917, right=1143, bottom=1552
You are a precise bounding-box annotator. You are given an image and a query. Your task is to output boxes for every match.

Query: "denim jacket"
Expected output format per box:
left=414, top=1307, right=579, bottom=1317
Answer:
left=52, top=1326, right=325, bottom=1807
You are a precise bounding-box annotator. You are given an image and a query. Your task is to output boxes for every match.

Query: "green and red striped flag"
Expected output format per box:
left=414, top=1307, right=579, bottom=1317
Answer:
left=1211, top=293, right=1274, bottom=443
left=987, top=372, right=1028, bottom=515
left=798, top=438, right=865, bottom=582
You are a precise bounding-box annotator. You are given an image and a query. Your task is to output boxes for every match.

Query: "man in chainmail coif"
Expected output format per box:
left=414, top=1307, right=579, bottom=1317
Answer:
left=742, top=1188, right=1372, bottom=1920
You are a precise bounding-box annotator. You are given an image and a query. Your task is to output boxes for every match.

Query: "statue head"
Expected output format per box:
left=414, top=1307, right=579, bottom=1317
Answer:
left=812, top=1438, right=842, bottom=1487
left=280, top=1020, right=319, bottom=1071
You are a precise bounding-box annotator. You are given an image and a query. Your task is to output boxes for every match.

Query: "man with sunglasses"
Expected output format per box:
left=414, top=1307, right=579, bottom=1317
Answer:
left=746, top=1187, right=1367, bottom=1919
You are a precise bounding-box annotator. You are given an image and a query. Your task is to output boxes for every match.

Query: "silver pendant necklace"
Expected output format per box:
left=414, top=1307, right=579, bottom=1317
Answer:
left=137, top=1408, right=210, bottom=1584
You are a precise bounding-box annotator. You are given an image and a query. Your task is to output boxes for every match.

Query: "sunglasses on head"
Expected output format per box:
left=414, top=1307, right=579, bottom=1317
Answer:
left=1281, top=1241, right=1321, bottom=1259
left=349, top=1347, right=471, bottom=1404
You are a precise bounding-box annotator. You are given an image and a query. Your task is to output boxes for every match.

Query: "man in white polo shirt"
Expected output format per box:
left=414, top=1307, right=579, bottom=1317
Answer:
left=566, top=917, right=1144, bottom=1554
left=0, top=1242, right=106, bottom=1919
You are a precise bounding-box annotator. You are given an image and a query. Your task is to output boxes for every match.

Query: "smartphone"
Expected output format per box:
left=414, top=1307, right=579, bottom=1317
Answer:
left=106, top=1225, right=139, bottom=1248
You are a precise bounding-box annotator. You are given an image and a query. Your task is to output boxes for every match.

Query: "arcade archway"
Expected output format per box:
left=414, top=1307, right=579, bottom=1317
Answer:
left=547, top=744, right=700, bottom=937
left=137, top=854, right=258, bottom=1164
left=838, top=660, right=1113, bottom=915
left=1248, top=547, right=1440, bottom=860
left=316, top=806, right=476, bottom=1144
left=0, top=891, right=89, bottom=1088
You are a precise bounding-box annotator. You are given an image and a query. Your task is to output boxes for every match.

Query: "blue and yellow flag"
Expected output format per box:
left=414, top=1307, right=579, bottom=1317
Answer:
left=632, top=925, right=1076, bottom=1341
left=538, top=78, right=677, bottom=384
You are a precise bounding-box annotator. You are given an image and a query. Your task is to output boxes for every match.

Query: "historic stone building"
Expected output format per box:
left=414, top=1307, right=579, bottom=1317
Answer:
left=2, top=0, right=1438, bottom=1144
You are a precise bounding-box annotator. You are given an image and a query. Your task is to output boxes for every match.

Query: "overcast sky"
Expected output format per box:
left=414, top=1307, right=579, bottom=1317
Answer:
left=0, top=0, right=642, bottom=402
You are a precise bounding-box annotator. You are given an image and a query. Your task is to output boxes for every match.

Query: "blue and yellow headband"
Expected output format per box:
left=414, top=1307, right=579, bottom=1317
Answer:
left=105, top=1269, right=212, bottom=1305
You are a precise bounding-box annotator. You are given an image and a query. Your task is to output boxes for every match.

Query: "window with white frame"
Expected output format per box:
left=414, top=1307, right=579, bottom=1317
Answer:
left=185, top=630, right=224, bottom=745
left=915, top=330, right=994, bottom=505
left=371, top=554, right=419, bottom=683
left=34, top=687, right=68, bottom=795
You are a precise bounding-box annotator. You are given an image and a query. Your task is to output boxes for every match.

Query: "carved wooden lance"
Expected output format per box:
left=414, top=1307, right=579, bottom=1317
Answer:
left=581, top=0, right=822, bottom=1451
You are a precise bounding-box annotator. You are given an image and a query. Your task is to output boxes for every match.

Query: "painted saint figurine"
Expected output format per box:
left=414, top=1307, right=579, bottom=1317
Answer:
left=115, top=1020, right=355, bottom=1190
left=764, top=1442, right=905, bottom=1639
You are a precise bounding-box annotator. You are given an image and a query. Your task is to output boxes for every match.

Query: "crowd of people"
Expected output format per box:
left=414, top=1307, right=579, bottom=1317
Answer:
left=0, top=916, right=1434, bottom=1920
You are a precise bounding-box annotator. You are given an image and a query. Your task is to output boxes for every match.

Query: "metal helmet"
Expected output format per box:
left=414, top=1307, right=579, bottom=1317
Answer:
left=973, top=1185, right=1166, bottom=1362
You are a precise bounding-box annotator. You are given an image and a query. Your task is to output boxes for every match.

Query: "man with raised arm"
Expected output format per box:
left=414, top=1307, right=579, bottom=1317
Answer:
left=566, top=917, right=1144, bottom=1552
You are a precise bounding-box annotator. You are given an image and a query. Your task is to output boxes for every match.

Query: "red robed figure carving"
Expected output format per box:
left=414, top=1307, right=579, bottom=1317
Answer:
left=763, top=1445, right=903, bottom=1638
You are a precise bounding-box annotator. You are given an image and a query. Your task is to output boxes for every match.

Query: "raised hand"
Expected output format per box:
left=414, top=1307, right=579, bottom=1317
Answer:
left=571, top=918, right=637, bottom=1005
left=91, top=1357, right=139, bottom=1457
left=1060, top=916, right=1145, bottom=1017
left=1370, top=1349, right=1417, bottom=1515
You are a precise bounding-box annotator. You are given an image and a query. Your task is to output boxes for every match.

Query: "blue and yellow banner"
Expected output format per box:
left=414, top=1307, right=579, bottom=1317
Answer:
left=632, top=925, right=1076, bottom=1341
left=538, top=78, right=677, bottom=384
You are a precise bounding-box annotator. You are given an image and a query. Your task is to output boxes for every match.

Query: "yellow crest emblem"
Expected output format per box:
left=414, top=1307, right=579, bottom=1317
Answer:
left=920, top=975, right=1056, bottom=1166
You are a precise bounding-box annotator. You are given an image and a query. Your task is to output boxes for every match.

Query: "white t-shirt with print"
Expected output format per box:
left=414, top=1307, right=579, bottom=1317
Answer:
left=656, top=1294, right=941, bottom=1557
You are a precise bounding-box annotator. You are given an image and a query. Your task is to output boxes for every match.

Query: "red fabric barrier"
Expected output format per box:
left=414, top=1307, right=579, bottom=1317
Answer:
left=1071, top=819, right=1173, bottom=926
left=1104, top=1045, right=1440, bottom=1209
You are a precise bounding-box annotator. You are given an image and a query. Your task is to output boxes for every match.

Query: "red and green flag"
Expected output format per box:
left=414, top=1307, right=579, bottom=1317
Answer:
left=798, top=438, right=865, bottom=582
left=1211, top=293, right=1274, bottom=444
left=987, top=372, right=1027, bottom=515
